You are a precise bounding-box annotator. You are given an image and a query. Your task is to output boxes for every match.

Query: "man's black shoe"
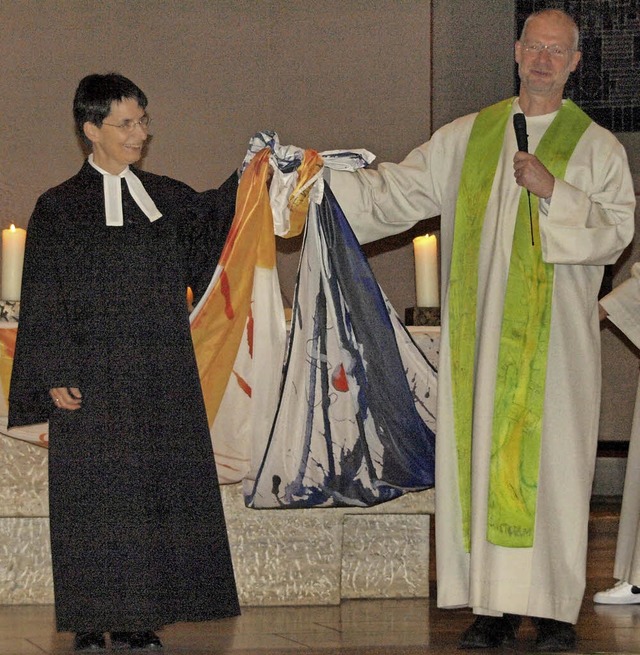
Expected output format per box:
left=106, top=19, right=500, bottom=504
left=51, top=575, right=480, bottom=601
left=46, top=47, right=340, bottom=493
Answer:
left=458, top=614, right=519, bottom=649
left=533, top=618, right=577, bottom=652
left=73, top=632, right=106, bottom=651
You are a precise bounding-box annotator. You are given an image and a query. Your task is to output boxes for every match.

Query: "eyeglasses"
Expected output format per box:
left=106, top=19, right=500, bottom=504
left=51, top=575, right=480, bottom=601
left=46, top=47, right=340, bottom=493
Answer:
left=521, top=41, right=574, bottom=57
left=101, top=116, right=152, bottom=132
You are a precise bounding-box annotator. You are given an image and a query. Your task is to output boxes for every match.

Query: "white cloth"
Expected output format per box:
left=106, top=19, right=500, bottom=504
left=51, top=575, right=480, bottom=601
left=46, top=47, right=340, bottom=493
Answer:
left=88, top=154, right=162, bottom=226
left=600, top=263, right=640, bottom=586
left=329, top=99, right=636, bottom=623
left=241, top=131, right=374, bottom=236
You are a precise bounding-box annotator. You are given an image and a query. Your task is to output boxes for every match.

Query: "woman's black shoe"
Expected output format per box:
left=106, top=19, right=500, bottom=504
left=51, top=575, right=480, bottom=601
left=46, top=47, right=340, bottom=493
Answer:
left=111, top=631, right=163, bottom=650
left=73, top=632, right=106, bottom=651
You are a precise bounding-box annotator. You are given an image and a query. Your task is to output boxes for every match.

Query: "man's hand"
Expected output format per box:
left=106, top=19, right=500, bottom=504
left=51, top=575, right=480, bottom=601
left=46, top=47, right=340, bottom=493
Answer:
left=513, top=151, right=555, bottom=200
left=49, top=386, right=82, bottom=411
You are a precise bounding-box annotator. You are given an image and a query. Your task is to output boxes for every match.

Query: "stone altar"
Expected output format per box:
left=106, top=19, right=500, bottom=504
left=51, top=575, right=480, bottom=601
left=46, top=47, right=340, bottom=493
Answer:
left=0, top=327, right=438, bottom=606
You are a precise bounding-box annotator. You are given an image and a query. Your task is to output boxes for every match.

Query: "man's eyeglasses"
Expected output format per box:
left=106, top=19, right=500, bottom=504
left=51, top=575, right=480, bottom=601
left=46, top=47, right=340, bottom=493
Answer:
left=521, top=41, right=574, bottom=58
left=102, top=116, right=152, bottom=132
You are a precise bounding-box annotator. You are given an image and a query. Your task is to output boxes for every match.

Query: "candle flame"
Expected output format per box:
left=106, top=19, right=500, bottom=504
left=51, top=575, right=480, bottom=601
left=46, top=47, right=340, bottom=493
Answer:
left=9, top=224, right=16, bottom=232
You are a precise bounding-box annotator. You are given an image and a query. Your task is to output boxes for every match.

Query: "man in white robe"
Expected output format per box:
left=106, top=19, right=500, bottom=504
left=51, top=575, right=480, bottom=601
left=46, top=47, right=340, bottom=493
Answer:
left=328, top=9, right=636, bottom=651
left=594, top=264, right=640, bottom=605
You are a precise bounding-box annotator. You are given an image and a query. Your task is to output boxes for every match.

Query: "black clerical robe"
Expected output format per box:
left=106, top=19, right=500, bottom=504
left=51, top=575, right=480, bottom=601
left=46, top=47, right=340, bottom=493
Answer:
left=8, top=161, right=240, bottom=632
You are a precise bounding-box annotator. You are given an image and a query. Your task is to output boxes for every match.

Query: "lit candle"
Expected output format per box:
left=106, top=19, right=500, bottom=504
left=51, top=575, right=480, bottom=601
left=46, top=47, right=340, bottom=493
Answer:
left=2, top=224, right=27, bottom=301
left=413, top=233, right=439, bottom=307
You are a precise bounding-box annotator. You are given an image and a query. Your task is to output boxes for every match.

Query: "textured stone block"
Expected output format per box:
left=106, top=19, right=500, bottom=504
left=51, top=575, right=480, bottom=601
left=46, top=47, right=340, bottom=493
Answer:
left=221, top=484, right=433, bottom=605
left=341, top=514, right=430, bottom=599
left=0, top=518, right=53, bottom=604
left=221, top=482, right=343, bottom=606
left=228, top=510, right=343, bottom=606
left=0, top=437, right=48, bottom=518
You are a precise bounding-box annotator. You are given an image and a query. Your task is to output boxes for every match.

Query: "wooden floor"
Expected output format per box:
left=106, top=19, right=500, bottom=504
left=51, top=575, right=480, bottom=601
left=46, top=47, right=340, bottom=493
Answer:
left=2, top=498, right=640, bottom=655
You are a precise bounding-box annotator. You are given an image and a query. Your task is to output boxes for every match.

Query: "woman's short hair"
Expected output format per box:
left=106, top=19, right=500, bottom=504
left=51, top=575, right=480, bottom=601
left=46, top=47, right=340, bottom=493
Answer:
left=73, top=73, right=147, bottom=146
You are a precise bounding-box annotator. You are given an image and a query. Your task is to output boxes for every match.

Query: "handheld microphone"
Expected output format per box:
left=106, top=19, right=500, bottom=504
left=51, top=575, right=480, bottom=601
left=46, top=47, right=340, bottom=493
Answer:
left=513, top=113, right=534, bottom=245
left=513, top=113, right=528, bottom=153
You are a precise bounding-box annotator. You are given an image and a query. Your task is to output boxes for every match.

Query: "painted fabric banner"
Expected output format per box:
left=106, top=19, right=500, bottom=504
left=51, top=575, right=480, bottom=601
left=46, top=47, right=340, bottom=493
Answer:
left=245, top=180, right=436, bottom=508
left=189, top=148, right=288, bottom=484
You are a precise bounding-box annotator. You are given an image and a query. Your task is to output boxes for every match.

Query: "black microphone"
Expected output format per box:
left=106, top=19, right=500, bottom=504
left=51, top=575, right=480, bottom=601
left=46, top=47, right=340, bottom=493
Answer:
left=513, top=113, right=528, bottom=153
left=513, top=113, right=534, bottom=245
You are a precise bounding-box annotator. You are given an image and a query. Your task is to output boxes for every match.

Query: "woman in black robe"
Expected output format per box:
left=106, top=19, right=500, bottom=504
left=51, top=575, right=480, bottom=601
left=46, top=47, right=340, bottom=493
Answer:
left=8, top=73, right=240, bottom=651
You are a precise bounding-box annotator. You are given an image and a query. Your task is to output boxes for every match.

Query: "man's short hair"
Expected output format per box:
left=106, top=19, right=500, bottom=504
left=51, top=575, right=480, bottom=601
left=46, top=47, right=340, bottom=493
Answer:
left=520, top=9, right=580, bottom=51
left=73, top=73, right=147, bottom=146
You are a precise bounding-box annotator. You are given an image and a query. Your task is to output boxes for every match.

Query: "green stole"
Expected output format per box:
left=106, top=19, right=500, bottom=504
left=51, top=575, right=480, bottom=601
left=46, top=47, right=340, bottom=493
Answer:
left=448, top=98, right=591, bottom=549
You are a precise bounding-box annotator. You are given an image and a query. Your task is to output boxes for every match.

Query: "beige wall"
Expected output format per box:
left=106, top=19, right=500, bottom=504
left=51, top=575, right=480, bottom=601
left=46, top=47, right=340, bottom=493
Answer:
left=1, top=0, right=638, bottom=440
left=0, top=0, right=431, bottom=310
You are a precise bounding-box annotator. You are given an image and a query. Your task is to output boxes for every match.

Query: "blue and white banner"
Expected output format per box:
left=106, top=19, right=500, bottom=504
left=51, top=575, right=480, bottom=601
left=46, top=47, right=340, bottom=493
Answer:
left=246, top=182, right=436, bottom=508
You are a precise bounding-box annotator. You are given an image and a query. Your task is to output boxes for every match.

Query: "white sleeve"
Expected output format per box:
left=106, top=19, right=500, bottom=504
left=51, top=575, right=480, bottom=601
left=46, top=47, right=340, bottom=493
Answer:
left=600, top=263, right=640, bottom=349
left=539, top=124, right=636, bottom=265
left=327, top=116, right=474, bottom=245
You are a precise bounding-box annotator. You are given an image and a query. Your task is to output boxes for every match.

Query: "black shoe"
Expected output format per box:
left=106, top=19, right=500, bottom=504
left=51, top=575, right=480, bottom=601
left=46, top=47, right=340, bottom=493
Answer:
left=533, top=618, right=577, bottom=652
left=458, top=614, right=519, bottom=649
left=73, top=632, right=106, bottom=651
left=111, top=631, right=163, bottom=650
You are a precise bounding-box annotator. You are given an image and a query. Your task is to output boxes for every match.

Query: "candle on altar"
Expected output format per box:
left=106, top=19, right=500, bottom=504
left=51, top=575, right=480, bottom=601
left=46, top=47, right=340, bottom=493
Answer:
left=413, top=233, right=439, bottom=307
left=2, top=224, right=27, bottom=301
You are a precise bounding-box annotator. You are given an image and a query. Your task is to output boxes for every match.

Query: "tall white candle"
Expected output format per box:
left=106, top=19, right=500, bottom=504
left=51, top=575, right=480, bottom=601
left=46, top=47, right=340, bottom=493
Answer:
left=413, top=233, right=439, bottom=307
left=2, top=224, right=27, bottom=301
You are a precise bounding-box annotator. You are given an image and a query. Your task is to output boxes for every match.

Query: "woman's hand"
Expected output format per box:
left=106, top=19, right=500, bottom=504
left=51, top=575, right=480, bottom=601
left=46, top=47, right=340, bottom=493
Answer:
left=49, top=386, right=82, bottom=411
